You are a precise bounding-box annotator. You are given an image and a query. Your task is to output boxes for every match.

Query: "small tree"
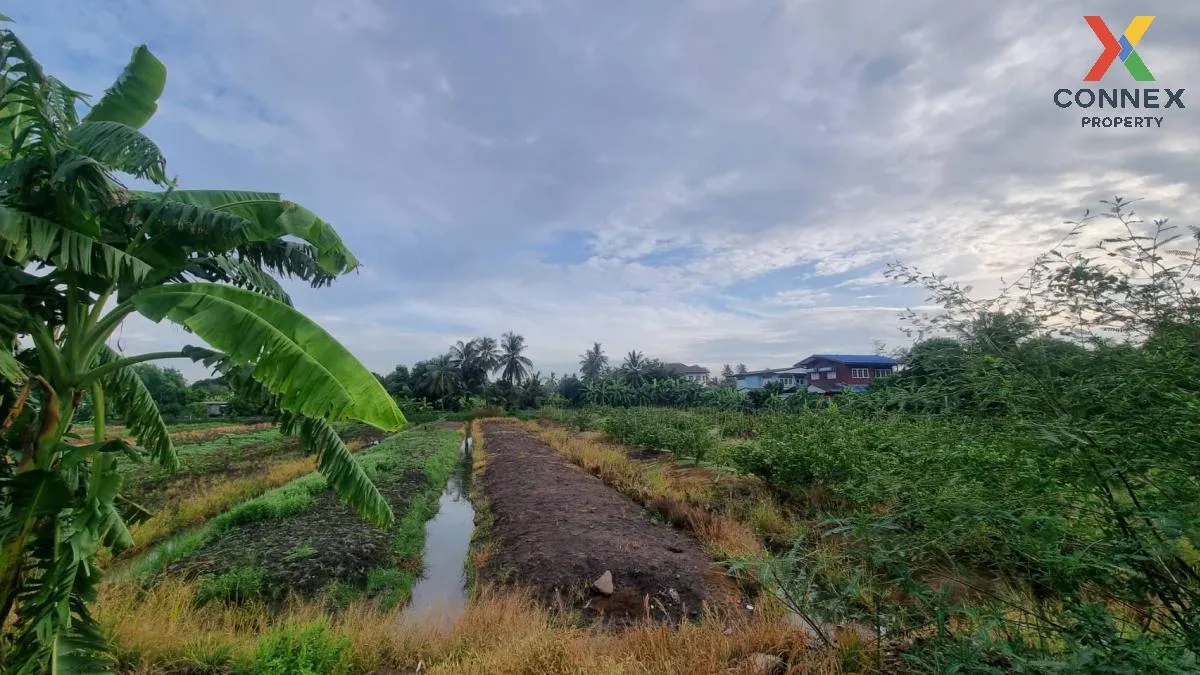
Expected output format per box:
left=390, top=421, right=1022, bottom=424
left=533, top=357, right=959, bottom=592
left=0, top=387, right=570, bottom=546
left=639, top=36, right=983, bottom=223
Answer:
left=0, top=28, right=404, bottom=669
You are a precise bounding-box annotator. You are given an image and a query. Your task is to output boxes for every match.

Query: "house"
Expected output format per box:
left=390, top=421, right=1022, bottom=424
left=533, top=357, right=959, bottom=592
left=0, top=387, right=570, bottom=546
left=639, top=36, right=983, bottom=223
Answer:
left=794, top=354, right=897, bottom=394
left=665, top=363, right=711, bottom=384
left=202, top=401, right=230, bottom=417
left=733, top=367, right=808, bottom=393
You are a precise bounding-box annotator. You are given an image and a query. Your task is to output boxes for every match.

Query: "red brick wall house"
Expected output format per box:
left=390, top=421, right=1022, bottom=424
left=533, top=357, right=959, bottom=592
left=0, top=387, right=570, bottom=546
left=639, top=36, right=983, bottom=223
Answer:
left=795, top=354, right=898, bottom=394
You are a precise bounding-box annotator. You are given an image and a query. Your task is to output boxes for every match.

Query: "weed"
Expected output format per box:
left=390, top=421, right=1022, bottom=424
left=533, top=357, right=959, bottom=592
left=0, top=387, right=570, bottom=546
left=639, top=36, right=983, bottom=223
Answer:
left=197, top=566, right=267, bottom=604
left=283, top=543, right=317, bottom=562
left=248, top=620, right=350, bottom=675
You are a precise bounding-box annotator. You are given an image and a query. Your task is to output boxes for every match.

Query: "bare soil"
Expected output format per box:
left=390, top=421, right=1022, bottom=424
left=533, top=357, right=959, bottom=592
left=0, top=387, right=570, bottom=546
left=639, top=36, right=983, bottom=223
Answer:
left=122, top=437, right=304, bottom=511
left=170, top=469, right=425, bottom=600
left=478, top=422, right=718, bottom=626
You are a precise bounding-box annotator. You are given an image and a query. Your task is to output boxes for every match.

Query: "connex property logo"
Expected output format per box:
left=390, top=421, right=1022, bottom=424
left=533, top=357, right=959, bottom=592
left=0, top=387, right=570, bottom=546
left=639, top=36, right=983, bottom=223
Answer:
left=1053, top=15, right=1185, bottom=129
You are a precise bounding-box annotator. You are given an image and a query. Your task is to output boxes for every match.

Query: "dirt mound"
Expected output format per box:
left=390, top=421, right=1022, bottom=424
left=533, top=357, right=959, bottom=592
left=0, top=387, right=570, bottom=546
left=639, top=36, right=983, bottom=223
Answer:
left=172, top=469, right=425, bottom=601
left=478, top=422, right=716, bottom=625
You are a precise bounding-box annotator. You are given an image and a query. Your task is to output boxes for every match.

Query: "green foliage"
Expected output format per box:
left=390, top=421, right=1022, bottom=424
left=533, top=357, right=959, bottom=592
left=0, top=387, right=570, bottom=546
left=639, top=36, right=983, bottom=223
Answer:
left=132, top=362, right=191, bottom=419
left=247, top=620, right=350, bottom=675
left=0, top=25, right=403, bottom=670
left=601, top=408, right=719, bottom=464
left=196, top=565, right=266, bottom=604
left=723, top=198, right=1200, bottom=669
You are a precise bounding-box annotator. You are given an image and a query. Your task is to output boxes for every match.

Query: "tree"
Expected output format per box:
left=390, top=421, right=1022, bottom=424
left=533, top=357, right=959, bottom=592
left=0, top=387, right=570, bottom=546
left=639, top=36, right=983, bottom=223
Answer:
left=736, top=363, right=748, bottom=374
left=497, top=331, right=533, bottom=385
left=380, top=364, right=411, bottom=399
left=578, top=341, right=608, bottom=381
left=721, top=363, right=734, bottom=379
left=0, top=31, right=404, bottom=670
left=132, top=363, right=190, bottom=419
left=418, top=354, right=458, bottom=407
left=189, top=375, right=229, bottom=400
left=449, top=338, right=491, bottom=395
left=557, top=374, right=585, bottom=406
left=619, top=350, right=649, bottom=386
left=476, top=336, right=500, bottom=374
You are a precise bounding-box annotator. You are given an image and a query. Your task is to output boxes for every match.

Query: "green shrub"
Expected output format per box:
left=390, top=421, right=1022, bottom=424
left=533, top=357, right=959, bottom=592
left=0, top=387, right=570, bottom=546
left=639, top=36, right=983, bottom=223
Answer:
left=248, top=620, right=349, bottom=675
left=196, top=566, right=266, bottom=604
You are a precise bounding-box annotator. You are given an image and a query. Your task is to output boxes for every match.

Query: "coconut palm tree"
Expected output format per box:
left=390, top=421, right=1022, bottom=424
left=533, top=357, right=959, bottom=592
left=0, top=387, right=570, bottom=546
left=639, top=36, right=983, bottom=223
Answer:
left=421, top=354, right=458, bottom=406
left=620, top=350, right=649, bottom=387
left=449, top=339, right=489, bottom=394
left=498, top=331, right=533, bottom=385
left=476, top=336, right=500, bottom=373
left=0, top=29, right=403, bottom=670
left=578, top=342, right=607, bottom=381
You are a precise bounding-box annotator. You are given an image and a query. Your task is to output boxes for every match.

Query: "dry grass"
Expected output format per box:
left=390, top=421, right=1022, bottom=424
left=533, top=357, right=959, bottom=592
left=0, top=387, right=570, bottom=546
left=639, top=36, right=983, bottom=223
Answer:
left=99, top=576, right=837, bottom=674
left=467, top=418, right=496, bottom=585
left=67, top=422, right=274, bottom=446
left=113, top=435, right=378, bottom=560
left=511, top=420, right=796, bottom=561
left=119, top=456, right=319, bottom=557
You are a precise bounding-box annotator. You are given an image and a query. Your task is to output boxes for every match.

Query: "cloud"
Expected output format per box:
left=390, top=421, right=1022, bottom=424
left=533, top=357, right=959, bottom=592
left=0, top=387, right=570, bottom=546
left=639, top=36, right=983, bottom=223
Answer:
left=9, top=0, right=1200, bottom=381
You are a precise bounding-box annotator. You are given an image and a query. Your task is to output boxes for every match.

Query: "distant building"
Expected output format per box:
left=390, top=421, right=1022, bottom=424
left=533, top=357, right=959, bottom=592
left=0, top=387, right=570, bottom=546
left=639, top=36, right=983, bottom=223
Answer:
left=733, top=367, right=807, bottom=393
left=665, top=362, right=711, bottom=384
left=202, top=401, right=230, bottom=417
left=794, top=354, right=897, bottom=394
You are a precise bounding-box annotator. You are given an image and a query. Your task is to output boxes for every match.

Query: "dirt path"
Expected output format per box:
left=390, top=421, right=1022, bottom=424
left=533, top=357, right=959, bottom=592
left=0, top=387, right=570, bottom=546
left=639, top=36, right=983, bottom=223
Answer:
left=478, top=422, right=718, bottom=625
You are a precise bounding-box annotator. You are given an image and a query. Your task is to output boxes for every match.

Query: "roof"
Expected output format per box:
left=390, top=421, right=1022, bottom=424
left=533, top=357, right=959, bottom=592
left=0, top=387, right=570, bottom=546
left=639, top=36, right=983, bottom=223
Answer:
left=734, top=367, right=798, bottom=378
left=795, top=354, right=898, bottom=367
left=830, top=384, right=870, bottom=393
left=665, top=362, right=710, bottom=375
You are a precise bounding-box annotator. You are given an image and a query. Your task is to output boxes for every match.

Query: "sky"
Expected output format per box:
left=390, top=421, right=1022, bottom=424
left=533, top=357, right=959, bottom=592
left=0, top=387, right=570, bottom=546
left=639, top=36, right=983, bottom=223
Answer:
left=9, top=0, right=1200, bottom=381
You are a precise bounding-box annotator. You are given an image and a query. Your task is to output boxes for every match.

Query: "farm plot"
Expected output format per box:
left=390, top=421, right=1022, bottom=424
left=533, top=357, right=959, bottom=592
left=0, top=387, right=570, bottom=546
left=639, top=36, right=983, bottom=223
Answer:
left=474, top=421, right=726, bottom=625
left=130, top=427, right=462, bottom=610
left=112, top=423, right=392, bottom=557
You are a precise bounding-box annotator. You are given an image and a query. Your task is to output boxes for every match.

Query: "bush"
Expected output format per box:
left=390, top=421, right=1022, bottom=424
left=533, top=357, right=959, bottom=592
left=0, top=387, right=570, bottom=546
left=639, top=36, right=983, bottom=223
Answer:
left=601, top=408, right=719, bottom=464
left=248, top=621, right=350, bottom=675
left=196, top=566, right=266, bottom=604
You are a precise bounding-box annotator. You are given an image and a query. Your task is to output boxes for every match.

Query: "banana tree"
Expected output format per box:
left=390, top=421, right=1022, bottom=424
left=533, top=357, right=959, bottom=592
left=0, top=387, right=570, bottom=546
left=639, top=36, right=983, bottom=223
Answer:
left=0, top=23, right=404, bottom=671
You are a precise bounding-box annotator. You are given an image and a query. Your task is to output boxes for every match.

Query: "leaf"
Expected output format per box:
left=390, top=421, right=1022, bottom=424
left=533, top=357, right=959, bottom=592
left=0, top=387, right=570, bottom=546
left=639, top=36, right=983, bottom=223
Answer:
left=0, top=347, right=26, bottom=384
left=58, top=439, right=135, bottom=470
left=0, top=205, right=152, bottom=282
left=132, top=283, right=405, bottom=431
left=82, top=45, right=165, bottom=130
left=95, top=346, right=176, bottom=470
left=130, top=190, right=359, bottom=275
left=66, top=120, right=167, bottom=183
left=281, top=415, right=394, bottom=527
left=185, top=254, right=291, bottom=304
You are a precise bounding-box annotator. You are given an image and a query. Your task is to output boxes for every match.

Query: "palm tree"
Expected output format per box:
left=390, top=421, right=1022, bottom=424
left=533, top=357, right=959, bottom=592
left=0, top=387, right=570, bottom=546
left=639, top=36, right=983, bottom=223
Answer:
left=498, top=331, right=533, bottom=385
left=579, top=342, right=608, bottom=381
left=422, top=354, right=458, bottom=405
left=620, top=350, right=649, bottom=387
left=449, top=338, right=489, bottom=394
left=476, top=336, right=500, bottom=373
left=0, top=32, right=403, bottom=670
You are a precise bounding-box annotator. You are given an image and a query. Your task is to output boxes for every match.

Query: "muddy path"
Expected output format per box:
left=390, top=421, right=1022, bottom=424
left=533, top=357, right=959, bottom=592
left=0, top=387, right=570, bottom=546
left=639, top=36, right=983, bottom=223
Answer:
left=477, top=422, right=720, bottom=626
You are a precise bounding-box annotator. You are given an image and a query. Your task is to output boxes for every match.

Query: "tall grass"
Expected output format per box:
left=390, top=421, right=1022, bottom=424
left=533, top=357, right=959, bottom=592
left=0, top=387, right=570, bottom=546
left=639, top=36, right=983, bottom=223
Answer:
left=98, top=579, right=829, bottom=674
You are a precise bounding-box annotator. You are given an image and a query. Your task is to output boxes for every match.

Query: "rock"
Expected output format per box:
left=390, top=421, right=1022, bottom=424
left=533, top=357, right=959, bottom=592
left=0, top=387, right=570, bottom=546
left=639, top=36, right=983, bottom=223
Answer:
left=741, top=653, right=785, bottom=675
left=667, top=588, right=681, bottom=604
left=593, top=570, right=614, bottom=595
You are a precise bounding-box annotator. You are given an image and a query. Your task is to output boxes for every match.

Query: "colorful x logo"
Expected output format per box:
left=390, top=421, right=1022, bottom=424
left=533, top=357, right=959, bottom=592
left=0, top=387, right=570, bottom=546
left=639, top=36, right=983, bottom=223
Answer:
left=1084, top=15, right=1155, bottom=82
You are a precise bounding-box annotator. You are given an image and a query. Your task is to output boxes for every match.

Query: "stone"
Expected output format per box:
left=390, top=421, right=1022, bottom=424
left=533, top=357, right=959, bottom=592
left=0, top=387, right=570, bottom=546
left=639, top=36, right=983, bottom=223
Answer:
left=742, top=653, right=785, bottom=675
left=667, top=588, right=681, bottom=604
left=593, top=570, right=614, bottom=595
